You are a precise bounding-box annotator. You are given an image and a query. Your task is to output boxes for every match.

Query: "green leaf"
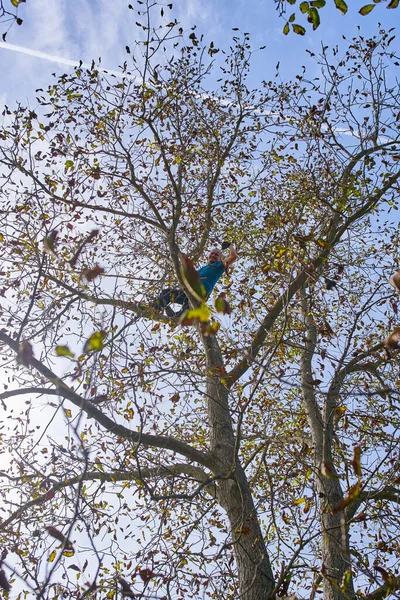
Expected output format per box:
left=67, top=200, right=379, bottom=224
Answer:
left=283, top=22, right=290, bottom=34
left=299, top=1, right=309, bottom=12
left=10, top=0, right=20, bottom=7
left=359, top=3, right=376, bottom=14
left=292, top=23, right=306, bottom=34
left=310, top=0, right=326, bottom=7
left=65, top=159, right=74, bottom=171
left=387, top=0, right=399, bottom=7
left=307, top=7, right=320, bottom=29
left=55, top=345, right=75, bottom=358
left=334, top=0, right=348, bottom=14
left=184, top=305, right=211, bottom=323
left=83, top=331, right=107, bottom=353
left=289, top=12, right=296, bottom=22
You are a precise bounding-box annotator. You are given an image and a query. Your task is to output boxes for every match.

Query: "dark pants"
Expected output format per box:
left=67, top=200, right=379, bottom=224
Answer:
left=153, top=288, right=189, bottom=312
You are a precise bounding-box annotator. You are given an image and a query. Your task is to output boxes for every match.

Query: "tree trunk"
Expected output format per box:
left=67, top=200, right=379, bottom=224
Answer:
left=203, top=333, right=275, bottom=599
left=318, top=478, right=355, bottom=600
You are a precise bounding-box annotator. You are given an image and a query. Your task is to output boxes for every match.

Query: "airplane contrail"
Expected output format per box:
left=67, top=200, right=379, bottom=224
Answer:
left=0, top=41, right=362, bottom=140
left=0, top=41, right=129, bottom=79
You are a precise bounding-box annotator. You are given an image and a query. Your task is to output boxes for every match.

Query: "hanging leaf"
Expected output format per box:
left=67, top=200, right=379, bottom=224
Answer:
left=47, top=549, right=57, bottom=563
left=332, top=481, right=361, bottom=514
left=83, top=331, right=107, bottom=353
left=283, top=22, right=290, bottom=35
left=44, top=230, right=59, bottom=256
left=180, top=255, right=206, bottom=301
left=351, top=446, right=362, bottom=477
left=310, top=0, right=326, bottom=7
left=387, top=0, right=399, bottom=7
left=215, top=293, right=233, bottom=315
left=359, top=4, right=376, bottom=15
left=299, top=1, right=309, bottom=12
left=55, top=345, right=75, bottom=358
left=17, top=340, right=34, bottom=367
left=341, top=568, right=352, bottom=591
left=292, top=24, right=306, bottom=35
left=46, top=526, right=74, bottom=550
left=180, top=305, right=211, bottom=326
left=307, top=7, right=320, bottom=29
left=81, top=265, right=105, bottom=282
left=200, top=321, right=220, bottom=336
left=334, top=0, right=348, bottom=14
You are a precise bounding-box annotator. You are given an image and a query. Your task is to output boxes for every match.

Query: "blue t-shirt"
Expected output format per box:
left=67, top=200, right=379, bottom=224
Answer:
left=198, top=261, right=225, bottom=295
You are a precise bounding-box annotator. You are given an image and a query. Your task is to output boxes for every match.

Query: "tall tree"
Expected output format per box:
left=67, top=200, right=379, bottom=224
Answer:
left=0, top=5, right=399, bottom=599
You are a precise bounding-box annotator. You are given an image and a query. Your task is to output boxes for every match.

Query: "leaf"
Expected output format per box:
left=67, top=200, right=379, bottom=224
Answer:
left=44, top=230, right=59, bottom=256
left=180, top=255, right=206, bottom=301
left=47, top=549, right=57, bottom=563
left=200, top=321, right=220, bottom=336
left=65, top=159, right=74, bottom=171
left=387, top=0, right=399, bottom=7
left=215, top=293, right=233, bottom=315
left=292, top=24, right=306, bottom=35
left=283, top=22, right=290, bottom=35
left=351, top=446, right=362, bottom=477
left=68, top=565, right=81, bottom=572
left=359, top=4, right=376, bottom=14
left=64, top=408, right=72, bottom=418
left=310, top=0, right=326, bottom=7
left=293, top=497, right=306, bottom=505
left=83, top=331, right=107, bottom=353
left=10, top=0, right=20, bottom=7
left=139, top=568, right=157, bottom=583
left=17, top=340, right=34, bottom=367
left=334, top=0, right=348, bottom=14
left=181, top=305, right=211, bottom=325
left=299, top=1, right=309, bottom=12
left=307, top=7, right=320, bottom=29
left=81, top=265, right=105, bottom=282
left=46, top=526, right=74, bottom=551
left=341, top=568, right=352, bottom=591
left=55, top=345, right=75, bottom=358
left=332, top=481, right=361, bottom=514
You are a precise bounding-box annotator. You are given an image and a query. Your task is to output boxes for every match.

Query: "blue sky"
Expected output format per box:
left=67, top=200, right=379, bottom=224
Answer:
left=0, top=0, right=399, bottom=109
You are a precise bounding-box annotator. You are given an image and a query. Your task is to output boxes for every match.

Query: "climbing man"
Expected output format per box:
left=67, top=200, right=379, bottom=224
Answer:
left=153, top=243, right=238, bottom=317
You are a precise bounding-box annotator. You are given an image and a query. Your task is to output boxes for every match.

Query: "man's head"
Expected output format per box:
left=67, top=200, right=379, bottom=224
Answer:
left=208, top=248, right=222, bottom=264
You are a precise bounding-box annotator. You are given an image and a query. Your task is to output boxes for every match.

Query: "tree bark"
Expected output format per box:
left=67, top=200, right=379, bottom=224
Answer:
left=203, top=333, right=275, bottom=599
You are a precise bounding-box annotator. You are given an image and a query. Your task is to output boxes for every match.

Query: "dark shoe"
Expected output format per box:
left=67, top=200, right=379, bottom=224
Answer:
left=165, top=306, right=176, bottom=317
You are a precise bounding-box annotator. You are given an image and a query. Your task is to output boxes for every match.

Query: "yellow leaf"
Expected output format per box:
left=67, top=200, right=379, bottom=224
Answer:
left=0, top=233, right=4, bottom=242
left=64, top=408, right=72, bottom=418
left=185, top=305, right=211, bottom=323
left=293, top=497, right=305, bottom=505
left=56, top=345, right=75, bottom=358
left=62, top=548, right=75, bottom=557
left=47, top=550, right=57, bottom=563
left=83, top=331, right=106, bottom=353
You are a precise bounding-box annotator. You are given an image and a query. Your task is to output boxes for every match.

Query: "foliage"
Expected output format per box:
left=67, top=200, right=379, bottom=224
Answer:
left=0, top=0, right=25, bottom=41
left=275, top=0, right=399, bottom=35
left=0, top=3, right=400, bottom=599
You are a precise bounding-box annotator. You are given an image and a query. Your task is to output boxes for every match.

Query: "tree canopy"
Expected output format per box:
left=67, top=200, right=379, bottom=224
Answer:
left=275, top=0, right=399, bottom=35
left=0, top=4, right=400, bottom=599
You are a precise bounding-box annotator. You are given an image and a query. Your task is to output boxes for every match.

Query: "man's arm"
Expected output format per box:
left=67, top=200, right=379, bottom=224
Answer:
left=223, top=244, right=238, bottom=268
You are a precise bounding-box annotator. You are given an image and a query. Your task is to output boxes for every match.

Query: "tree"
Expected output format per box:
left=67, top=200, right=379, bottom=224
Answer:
left=274, top=0, right=399, bottom=35
left=0, top=4, right=400, bottom=598
left=1, top=0, right=25, bottom=41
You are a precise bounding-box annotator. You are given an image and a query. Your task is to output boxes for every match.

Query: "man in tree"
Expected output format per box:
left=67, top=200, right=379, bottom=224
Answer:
left=153, top=243, right=238, bottom=317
